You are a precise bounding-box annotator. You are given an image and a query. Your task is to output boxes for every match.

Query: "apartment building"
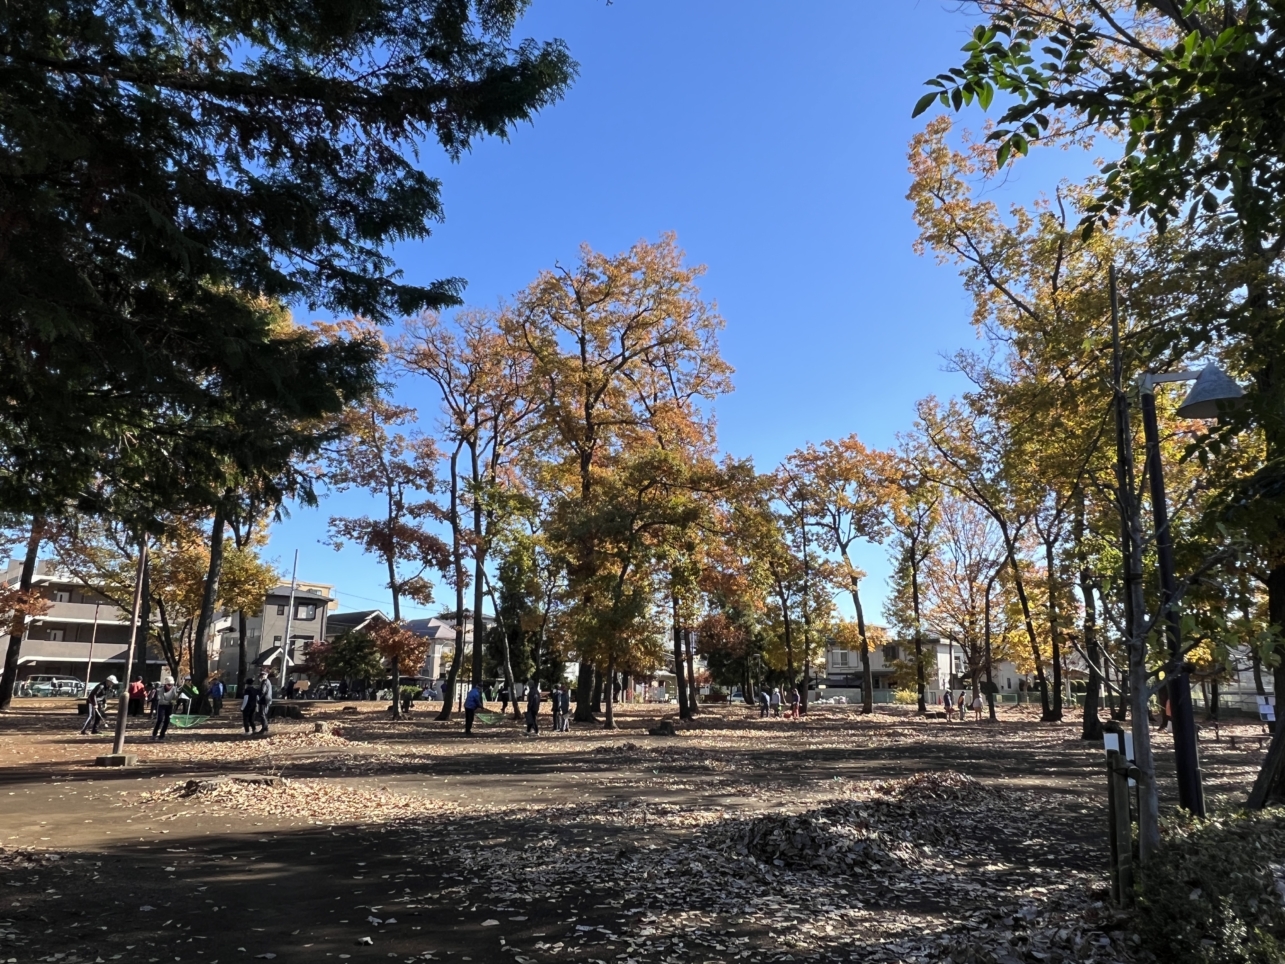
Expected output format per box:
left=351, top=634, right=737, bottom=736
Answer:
left=3, top=559, right=164, bottom=684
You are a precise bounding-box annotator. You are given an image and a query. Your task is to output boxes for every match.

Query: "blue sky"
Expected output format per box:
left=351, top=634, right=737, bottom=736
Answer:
left=271, top=0, right=1098, bottom=623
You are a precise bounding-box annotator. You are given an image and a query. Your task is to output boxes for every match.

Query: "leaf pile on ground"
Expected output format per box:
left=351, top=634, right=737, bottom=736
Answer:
left=121, top=777, right=455, bottom=825
left=417, top=769, right=1135, bottom=964
left=877, top=770, right=998, bottom=805
left=728, top=800, right=923, bottom=872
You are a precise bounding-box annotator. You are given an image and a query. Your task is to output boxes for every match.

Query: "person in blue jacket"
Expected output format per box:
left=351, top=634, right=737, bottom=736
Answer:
left=464, top=682, right=484, bottom=736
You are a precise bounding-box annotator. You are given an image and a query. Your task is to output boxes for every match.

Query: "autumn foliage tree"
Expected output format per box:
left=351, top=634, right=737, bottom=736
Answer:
left=505, top=234, right=732, bottom=722
left=325, top=399, right=450, bottom=718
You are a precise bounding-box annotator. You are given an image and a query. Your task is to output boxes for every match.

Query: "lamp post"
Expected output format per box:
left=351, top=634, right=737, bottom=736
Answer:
left=1138, top=363, right=1244, bottom=818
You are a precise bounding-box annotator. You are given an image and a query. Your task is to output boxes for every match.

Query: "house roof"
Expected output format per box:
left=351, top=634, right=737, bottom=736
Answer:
left=403, top=617, right=458, bottom=640
left=266, top=585, right=332, bottom=603
left=326, top=610, right=389, bottom=635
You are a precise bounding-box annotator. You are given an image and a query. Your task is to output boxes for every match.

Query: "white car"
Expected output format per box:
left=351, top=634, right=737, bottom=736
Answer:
left=22, top=675, right=86, bottom=697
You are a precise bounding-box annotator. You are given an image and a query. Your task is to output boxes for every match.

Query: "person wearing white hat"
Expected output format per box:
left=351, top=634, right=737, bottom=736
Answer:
left=79, top=675, right=117, bottom=735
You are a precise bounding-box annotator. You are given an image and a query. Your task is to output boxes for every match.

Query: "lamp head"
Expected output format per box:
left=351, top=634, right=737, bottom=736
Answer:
left=1176, top=364, right=1245, bottom=419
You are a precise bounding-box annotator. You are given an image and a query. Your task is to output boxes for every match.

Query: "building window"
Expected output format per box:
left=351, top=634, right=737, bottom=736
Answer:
left=273, top=635, right=282, bottom=646
left=276, top=604, right=286, bottom=616
left=48, top=629, right=64, bottom=641
left=882, top=644, right=898, bottom=662
left=54, top=591, right=70, bottom=604
left=1006, top=678, right=1012, bottom=690
left=295, top=603, right=316, bottom=621
left=838, top=651, right=849, bottom=667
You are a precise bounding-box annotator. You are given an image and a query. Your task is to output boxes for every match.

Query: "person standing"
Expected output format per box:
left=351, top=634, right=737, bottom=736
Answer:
left=240, top=678, right=261, bottom=735
left=80, top=676, right=116, bottom=735
left=758, top=689, right=770, bottom=718
left=152, top=681, right=176, bottom=740
left=208, top=677, right=225, bottom=716
left=525, top=679, right=541, bottom=736
left=972, top=691, right=984, bottom=722
left=942, top=689, right=953, bottom=722
left=550, top=682, right=562, bottom=733
left=956, top=691, right=967, bottom=722
left=789, top=686, right=801, bottom=720
left=258, top=671, right=274, bottom=734
left=558, top=683, right=570, bottom=732
left=770, top=687, right=781, bottom=718
left=463, top=681, right=483, bottom=736
left=127, top=676, right=146, bottom=717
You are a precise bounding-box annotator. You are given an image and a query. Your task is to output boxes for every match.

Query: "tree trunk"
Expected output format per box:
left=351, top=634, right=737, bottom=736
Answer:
left=387, top=553, right=403, bottom=720
left=483, top=571, right=520, bottom=722
left=1247, top=566, right=1285, bottom=807
left=1044, top=537, right=1064, bottom=723
left=910, top=548, right=926, bottom=714
left=671, top=589, right=690, bottom=721
left=1253, top=648, right=1266, bottom=696
left=573, top=659, right=595, bottom=723
left=1209, top=679, right=1220, bottom=721
left=0, top=519, right=43, bottom=710
left=1111, top=272, right=1159, bottom=861
left=685, top=629, right=699, bottom=714
left=848, top=571, right=873, bottom=713
left=603, top=654, right=617, bottom=729
left=984, top=571, right=997, bottom=722
left=192, top=505, right=227, bottom=713
left=437, top=445, right=466, bottom=722
left=1076, top=495, right=1102, bottom=740
left=591, top=665, right=603, bottom=714
left=470, top=444, right=487, bottom=691
left=1006, top=540, right=1052, bottom=720
left=1079, top=575, right=1103, bottom=741
left=155, top=600, right=181, bottom=681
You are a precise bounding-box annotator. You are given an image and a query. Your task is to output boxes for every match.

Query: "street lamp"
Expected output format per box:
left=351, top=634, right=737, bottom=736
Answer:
left=1138, top=363, right=1245, bottom=818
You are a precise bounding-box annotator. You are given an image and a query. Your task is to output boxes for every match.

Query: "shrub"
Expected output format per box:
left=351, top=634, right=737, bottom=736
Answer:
left=892, top=688, right=919, bottom=705
left=1135, top=809, right=1285, bottom=964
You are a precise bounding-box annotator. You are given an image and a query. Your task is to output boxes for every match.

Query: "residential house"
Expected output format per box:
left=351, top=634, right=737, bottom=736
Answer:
left=822, top=629, right=1023, bottom=702
left=323, top=611, right=483, bottom=683
left=214, top=582, right=333, bottom=678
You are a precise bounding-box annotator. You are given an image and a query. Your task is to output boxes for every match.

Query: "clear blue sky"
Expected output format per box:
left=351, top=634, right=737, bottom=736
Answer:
left=271, top=0, right=1096, bottom=623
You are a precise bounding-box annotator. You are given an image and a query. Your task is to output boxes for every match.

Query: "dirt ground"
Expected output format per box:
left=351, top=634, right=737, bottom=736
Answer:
left=0, top=698, right=1270, bottom=964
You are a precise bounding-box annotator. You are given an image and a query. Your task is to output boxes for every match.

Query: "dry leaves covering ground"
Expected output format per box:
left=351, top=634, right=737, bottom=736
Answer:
left=0, top=702, right=1273, bottom=963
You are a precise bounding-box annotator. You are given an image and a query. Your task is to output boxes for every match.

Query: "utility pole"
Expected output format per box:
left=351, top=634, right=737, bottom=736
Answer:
left=278, top=550, right=299, bottom=691
left=102, top=544, right=148, bottom=764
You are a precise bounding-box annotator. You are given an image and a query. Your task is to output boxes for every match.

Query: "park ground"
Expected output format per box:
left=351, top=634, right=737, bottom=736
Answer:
left=0, top=699, right=1270, bottom=964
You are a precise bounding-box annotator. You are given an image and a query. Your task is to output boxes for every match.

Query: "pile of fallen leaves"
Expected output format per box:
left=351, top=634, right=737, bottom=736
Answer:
left=125, top=777, right=455, bottom=825
left=731, top=800, right=920, bottom=872
left=878, top=769, right=997, bottom=805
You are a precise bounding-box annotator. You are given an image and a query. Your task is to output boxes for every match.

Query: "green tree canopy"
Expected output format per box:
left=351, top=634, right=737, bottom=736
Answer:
left=0, top=0, right=576, bottom=514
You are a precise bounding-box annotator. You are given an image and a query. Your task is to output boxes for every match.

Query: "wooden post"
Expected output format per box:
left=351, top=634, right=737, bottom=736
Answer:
left=1106, top=748, right=1121, bottom=905
left=1108, top=749, right=1135, bottom=904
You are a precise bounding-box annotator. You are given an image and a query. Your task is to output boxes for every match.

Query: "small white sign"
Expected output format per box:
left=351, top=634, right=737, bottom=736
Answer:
left=1103, top=730, right=1136, bottom=787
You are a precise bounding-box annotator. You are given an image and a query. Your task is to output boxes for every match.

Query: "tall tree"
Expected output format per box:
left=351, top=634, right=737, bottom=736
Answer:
left=505, top=234, right=732, bottom=722
left=0, top=1, right=574, bottom=519
left=883, top=464, right=940, bottom=714
left=325, top=399, right=450, bottom=718
left=401, top=308, right=541, bottom=704
left=922, top=0, right=1285, bottom=806
left=788, top=436, right=892, bottom=713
